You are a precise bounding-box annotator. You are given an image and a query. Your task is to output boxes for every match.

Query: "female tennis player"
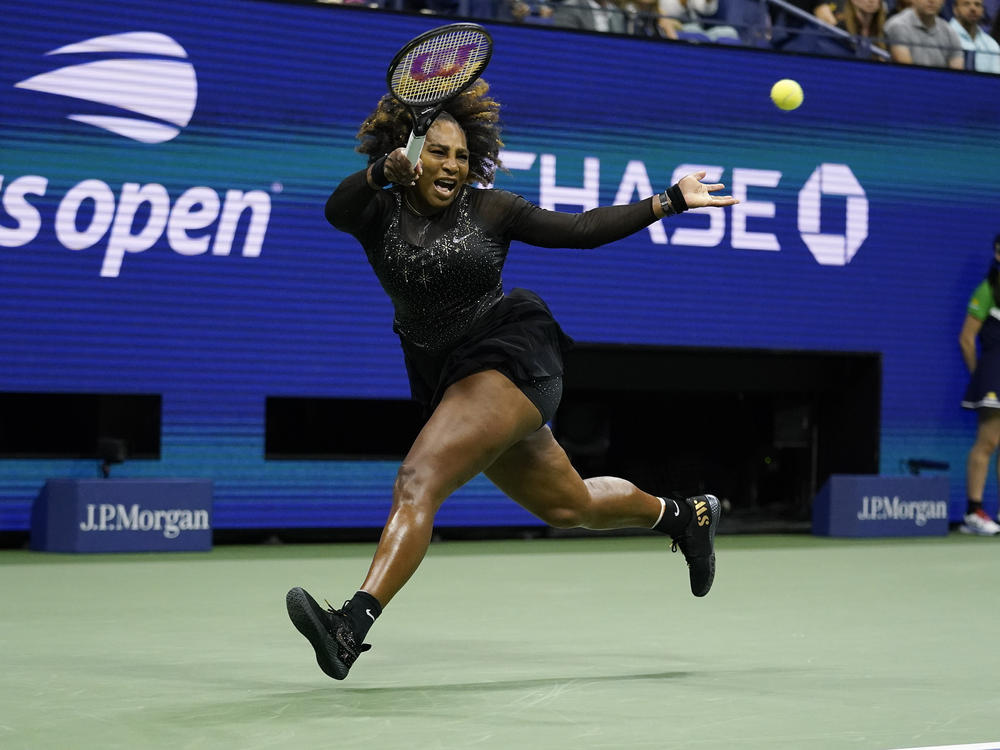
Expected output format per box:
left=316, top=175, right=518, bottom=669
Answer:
left=286, top=79, right=739, bottom=681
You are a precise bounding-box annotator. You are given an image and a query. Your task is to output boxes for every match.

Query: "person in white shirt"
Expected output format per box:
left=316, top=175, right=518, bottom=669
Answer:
left=949, top=0, right=1000, bottom=73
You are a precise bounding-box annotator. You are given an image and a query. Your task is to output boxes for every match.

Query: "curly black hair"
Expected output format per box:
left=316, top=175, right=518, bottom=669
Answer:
left=356, top=78, right=504, bottom=185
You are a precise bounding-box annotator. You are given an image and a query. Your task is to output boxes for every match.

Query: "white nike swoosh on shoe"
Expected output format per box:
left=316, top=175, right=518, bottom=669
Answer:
left=365, top=608, right=376, bottom=621
left=672, top=500, right=680, bottom=517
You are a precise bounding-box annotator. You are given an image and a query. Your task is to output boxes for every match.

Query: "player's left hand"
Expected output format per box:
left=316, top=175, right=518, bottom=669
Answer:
left=678, top=170, right=739, bottom=209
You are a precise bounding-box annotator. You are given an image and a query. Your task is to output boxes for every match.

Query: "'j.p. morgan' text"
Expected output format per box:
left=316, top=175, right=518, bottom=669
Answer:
left=856, top=496, right=947, bottom=526
left=79, top=503, right=209, bottom=538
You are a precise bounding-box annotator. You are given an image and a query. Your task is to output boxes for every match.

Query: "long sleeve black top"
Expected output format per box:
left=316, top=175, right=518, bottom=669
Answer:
left=326, top=169, right=658, bottom=352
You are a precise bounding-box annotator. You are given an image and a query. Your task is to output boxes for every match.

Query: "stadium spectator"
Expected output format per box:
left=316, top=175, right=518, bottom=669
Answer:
left=888, top=0, right=913, bottom=16
left=838, top=0, right=889, bottom=58
left=657, top=0, right=742, bottom=41
left=418, top=0, right=460, bottom=13
left=496, top=0, right=555, bottom=23
left=959, top=234, right=1000, bottom=536
left=551, top=0, right=628, bottom=31
left=949, top=0, right=1000, bottom=71
left=808, top=0, right=840, bottom=25
left=770, top=0, right=853, bottom=55
left=624, top=0, right=673, bottom=36
left=884, top=0, right=964, bottom=66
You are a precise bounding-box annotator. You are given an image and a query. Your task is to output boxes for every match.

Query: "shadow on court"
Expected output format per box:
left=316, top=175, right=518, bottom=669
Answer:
left=147, top=670, right=700, bottom=728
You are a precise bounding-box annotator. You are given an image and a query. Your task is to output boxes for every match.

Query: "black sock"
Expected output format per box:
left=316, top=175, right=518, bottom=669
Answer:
left=967, top=499, right=983, bottom=515
left=344, top=590, right=382, bottom=641
left=652, top=496, right=692, bottom=537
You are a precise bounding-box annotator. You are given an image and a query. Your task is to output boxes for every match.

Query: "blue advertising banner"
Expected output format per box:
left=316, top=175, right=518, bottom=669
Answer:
left=3, top=1, right=999, bottom=530
left=812, top=475, right=950, bottom=537
left=31, top=479, right=212, bottom=552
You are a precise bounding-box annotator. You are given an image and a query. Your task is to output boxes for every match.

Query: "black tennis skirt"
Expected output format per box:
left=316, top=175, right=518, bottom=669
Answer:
left=962, top=349, right=1000, bottom=409
left=399, top=288, right=574, bottom=420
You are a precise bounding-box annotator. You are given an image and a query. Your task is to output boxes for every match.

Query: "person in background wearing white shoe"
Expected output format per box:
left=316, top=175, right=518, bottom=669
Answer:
left=959, top=233, right=1000, bottom=536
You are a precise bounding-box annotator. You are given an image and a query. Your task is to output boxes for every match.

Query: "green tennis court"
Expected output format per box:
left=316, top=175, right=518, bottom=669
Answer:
left=3, top=534, right=998, bottom=749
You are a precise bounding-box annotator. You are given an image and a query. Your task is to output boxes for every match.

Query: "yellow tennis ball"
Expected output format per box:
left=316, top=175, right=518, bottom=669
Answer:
left=770, top=79, right=803, bottom=111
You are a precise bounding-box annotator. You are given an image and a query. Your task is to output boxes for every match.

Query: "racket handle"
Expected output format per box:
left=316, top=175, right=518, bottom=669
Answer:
left=404, top=131, right=425, bottom=169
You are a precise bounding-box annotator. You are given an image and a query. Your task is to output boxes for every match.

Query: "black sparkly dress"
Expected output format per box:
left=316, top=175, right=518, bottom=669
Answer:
left=326, top=169, right=659, bottom=419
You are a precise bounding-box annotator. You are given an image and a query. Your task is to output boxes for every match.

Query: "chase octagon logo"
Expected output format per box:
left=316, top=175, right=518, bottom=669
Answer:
left=14, top=31, right=197, bottom=144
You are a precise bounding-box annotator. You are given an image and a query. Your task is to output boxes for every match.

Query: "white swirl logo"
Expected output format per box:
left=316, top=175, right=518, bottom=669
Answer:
left=14, top=31, right=197, bottom=144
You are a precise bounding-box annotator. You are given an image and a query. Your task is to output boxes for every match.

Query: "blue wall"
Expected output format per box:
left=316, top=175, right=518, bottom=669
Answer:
left=3, top=0, right=999, bottom=530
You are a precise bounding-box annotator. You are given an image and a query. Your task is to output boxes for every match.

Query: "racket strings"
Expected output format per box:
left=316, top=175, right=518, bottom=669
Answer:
left=390, top=30, right=490, bottom=105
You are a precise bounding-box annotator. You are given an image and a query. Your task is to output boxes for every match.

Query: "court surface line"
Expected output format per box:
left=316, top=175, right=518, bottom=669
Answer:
left=888, top=743, right=1000, bottom=750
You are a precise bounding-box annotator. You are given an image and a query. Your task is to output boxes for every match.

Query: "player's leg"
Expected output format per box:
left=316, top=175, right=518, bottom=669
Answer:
left=483, top=424, right=658, bottom=529
left=483, top=425, right=721, bottom=596
left=357, top=370, right=544, bottom=605
left=964, top=408, right=1000, bottom=535
left=287, top=369, right=543, bottom=679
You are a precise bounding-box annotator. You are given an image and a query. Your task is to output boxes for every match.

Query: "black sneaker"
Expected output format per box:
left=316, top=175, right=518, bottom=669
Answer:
left=670, top=494, right=721, bottom=597
left=286, top=587, right=371, bottom=680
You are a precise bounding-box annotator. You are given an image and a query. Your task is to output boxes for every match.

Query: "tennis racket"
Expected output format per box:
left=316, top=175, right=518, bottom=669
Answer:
left=387, top=23, right=493, bottom=168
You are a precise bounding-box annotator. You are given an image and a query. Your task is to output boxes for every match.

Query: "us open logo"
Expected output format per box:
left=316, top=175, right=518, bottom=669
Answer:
left=14, top=31, right=197, bottom=144
left=2, top=31, right=274, bottom=277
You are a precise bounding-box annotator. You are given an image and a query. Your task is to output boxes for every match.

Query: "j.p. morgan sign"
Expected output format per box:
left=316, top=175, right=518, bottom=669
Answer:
left=812, top=475, right=949, bottom=537
left=31, top=479, right=212, bottom=552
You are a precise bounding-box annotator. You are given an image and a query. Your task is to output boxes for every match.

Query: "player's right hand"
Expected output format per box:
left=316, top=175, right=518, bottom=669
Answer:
left=385, top=147, right=421, bottom=186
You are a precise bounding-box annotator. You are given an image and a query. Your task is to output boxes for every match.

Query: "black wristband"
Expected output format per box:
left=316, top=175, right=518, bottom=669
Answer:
left=658, top=191, right=676, bottom=217
left=368, top=155, right=389, bottom=188
left=666, top=183, right=688, bottom=213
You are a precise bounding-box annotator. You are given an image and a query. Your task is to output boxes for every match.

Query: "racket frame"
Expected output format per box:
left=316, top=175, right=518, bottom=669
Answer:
left=386, top=23, right=493, bottom=166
